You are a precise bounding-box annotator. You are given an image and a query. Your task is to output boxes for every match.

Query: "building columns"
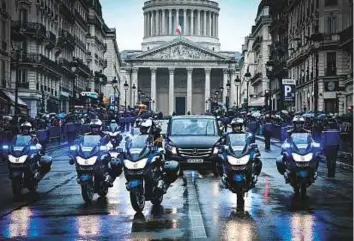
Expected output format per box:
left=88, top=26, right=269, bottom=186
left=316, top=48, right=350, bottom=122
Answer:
left=176, top=9, right=179, bottom=29
left=197, top=10, right=200, bottom=35
left=203, top=11, right=206, bottom=36
left=191, top=9, right=194, bottom=35
left=169, top=68, right=175, bottom=115
left=187, top=68, right=193, bottom=113
left=169, top=9, right=172, bottom=35
left=230, top=70, right=236, bottom=105
left=183, top=9, right=187, bottom=35
left=223, top=69, right=228, bottom=104
left=132, top=68, right=138, bottom=105
left=205, top=68, right=211, bottom=110
left=209, top=12, right=212, bottom=37
left=162, top=10, right=166, bottom=35
left=151, top=68, right=157, bottom=111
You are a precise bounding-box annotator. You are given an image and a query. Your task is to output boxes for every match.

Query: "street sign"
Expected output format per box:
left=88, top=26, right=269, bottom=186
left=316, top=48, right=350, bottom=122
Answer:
left=282, top=79, right=296, bottom=103
left=80, top=92, right=98, bottom=99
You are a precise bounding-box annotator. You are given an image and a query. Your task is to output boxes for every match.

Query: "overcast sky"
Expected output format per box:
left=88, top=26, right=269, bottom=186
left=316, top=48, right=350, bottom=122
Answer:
left=101, top=0, right=260, bottom=52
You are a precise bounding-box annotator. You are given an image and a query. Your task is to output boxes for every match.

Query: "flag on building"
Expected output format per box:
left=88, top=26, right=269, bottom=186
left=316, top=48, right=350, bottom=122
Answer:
left=176, top=24, right=182, bottom=38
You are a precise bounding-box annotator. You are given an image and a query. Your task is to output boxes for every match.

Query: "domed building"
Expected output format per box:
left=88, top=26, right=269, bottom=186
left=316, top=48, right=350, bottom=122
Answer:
left=121, top=0, right=240, bottom=115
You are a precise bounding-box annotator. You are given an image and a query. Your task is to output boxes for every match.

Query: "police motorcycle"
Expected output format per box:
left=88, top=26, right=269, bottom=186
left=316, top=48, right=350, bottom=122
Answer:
left=122, top=134, right=179, bottom=212
left=103, top=120, right=123, bottom=159
left=69, top=135, right=122, bottom=203
left=276, top=132, right=321, bottom=198
left=218, top=132, right=262, bottom=210
left=2, top=134, right=52, bottom=197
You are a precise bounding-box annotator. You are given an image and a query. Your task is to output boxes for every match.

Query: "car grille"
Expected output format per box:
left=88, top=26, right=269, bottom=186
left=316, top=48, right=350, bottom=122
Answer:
left=178, top=148, right=212, bottom=158
left=295, top=162, right=310, bottom=168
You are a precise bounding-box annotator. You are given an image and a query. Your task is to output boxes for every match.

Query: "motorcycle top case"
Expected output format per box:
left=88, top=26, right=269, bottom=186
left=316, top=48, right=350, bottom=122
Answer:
left=163, top=160, right=180, bottom=183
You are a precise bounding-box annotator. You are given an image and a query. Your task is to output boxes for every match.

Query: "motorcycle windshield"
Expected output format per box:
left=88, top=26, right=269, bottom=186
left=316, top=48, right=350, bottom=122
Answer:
left=109, top=123, right=119, bottom=132
left=227, top=133, right=248, bottom=157
left=10, top=135, right=31, bottom=157
left=291, top=133, right=312, bottom=154
left=125, top=135, right=149, bottom=161
left=78, top=135, right=101, bottom=158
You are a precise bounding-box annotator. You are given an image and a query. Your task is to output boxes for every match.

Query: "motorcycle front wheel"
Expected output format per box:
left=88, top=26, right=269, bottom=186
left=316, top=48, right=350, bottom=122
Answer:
left=300, top=184, right=307, bottom=199
left=151, top=192, right=163, bottom=205
left=12, top=178, right=22, bottom=197
left=81, top=183, right=94, bottom=203
left=236, top=192, right=245, bottom=210
left=28, top=182, right=38, bottom=193
left=130, top=187, right=145, bottom=212
left=98, top=186, right=108, bottom=197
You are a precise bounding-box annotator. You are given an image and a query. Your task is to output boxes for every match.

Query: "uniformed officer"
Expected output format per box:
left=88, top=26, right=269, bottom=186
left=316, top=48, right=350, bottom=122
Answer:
left=321, top=118, right=341, bottom=178
left=263, top=115, right=273, bottom=151
left=247, top=116, right=258, bottom=144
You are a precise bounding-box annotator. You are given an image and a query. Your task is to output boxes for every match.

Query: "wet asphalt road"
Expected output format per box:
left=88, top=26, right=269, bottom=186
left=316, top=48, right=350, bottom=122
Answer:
left=0, top=140, right=352, bottom=240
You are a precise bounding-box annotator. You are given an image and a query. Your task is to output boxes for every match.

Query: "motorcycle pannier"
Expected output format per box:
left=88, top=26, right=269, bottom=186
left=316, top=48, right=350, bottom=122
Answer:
left=163, top=160, right=180, bottom=183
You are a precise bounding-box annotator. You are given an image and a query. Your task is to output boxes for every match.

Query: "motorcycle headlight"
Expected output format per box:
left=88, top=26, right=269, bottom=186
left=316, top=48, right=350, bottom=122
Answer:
left=100, top=145, right=108, bottom=151
left=8, top=155, right=28, bottom=164
left=292, top=153, right=313, bottom=162
left=2, top=145, right=8, bottom=150
left=227, top=155, right=250, bottom=165
left=30, top=145, right=38, bottom=150
left=167, top=145, right=177, bottom=155
left=76, top=156, right=98, bottom=166
left=124, top=158, right=147, bottom=169
left=213, top=147, right=219, bottom=154
left=70, top=145, right=77, bottom=151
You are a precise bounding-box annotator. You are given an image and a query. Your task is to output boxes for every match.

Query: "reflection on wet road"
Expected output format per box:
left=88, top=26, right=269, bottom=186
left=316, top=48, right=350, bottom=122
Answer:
left=0, top=140, right=352, bottom=240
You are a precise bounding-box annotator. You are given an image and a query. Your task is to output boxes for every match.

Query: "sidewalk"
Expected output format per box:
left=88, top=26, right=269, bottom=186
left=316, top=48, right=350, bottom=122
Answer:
left=256, top=135, right=353, bottom=171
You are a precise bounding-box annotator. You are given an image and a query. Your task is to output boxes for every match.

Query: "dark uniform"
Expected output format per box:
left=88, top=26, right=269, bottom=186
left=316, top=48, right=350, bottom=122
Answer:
left=263, top=119, right=273, bottom=151
left=321, top=127, right=341, bottom=177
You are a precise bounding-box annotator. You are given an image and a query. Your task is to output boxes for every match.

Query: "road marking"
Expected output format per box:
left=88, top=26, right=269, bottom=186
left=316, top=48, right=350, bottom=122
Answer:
left=186, top=172, right=207, bottom=239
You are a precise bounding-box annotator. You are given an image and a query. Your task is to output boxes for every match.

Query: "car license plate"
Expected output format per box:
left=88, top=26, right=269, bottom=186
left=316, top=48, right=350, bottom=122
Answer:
left=187, top=159, right=203, bottom=163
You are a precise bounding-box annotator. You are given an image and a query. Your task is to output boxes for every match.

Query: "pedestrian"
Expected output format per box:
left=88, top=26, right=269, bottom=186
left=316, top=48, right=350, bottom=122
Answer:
left=263, top=115, right=273, bottom=151
left=321, top=118, right=341, bottom=178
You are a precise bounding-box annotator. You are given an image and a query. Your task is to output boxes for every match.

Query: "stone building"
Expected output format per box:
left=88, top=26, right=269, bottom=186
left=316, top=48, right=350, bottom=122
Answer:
left=287, top=0, right=353, bottom=114
left=239, top=1, right=272, bottom=109
left=121, top=0, right=240, bottom=115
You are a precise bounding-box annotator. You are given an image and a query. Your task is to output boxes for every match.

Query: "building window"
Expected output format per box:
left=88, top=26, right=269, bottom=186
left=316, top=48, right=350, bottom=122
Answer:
left=326, top=52, right=336, bottom=76
left=1, top=60, right=5, bottom=88
left=325, top=0, right=337, bottom=6
left=326, top=14, right=337, bottom=34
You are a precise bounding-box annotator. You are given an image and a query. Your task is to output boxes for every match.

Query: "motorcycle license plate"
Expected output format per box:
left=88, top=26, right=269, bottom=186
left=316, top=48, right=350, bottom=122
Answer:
left=187, top=159, right=203, bottom=163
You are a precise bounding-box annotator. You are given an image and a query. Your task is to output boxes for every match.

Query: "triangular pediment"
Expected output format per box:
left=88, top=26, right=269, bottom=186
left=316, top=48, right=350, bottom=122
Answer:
left=134, top=39, right=229, bottom=61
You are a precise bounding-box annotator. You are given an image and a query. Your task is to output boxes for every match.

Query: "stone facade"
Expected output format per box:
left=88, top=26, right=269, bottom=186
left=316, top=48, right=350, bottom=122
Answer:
left=287, top=0, right=353, bottom=114
left=122, top=0, right=240, bottom=115
left=240, top=2, right=272, bottom=108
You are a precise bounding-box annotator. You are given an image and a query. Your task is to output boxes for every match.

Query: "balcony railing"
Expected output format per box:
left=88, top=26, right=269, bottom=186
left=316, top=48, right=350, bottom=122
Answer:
left=19, top=53, right=62, bottom=75
left=11, top=21, right=46, bottom=40
left=76, top=58, right=90, bottom=76
left=325, top=67, right=337, bottom=76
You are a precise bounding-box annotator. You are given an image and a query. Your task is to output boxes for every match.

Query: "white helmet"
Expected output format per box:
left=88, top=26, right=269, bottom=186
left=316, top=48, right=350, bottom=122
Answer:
left=21, top=121, right=32, bottom=129
left=141, top=119, right=152, bottom=128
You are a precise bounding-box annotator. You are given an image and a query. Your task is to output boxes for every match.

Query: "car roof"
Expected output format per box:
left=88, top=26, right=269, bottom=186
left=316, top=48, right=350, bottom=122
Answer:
left=171, top=115, right=216, bottom=120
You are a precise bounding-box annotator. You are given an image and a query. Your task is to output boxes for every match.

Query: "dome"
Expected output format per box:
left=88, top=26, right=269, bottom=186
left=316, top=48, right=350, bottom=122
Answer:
left=141, top=0, right=221, bottom=51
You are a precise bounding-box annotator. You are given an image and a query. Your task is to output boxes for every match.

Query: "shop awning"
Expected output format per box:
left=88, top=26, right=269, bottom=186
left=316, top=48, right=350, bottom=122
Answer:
left=249, top=97, right=265, bottom=107
left=0, top=90, right=28, bottom=107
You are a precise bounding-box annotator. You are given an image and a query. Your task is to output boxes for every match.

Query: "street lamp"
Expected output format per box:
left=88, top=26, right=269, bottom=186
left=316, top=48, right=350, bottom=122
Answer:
left=124, top=79, right=129, bottom=111
left=132, top=84, right=136, bottom=106
left=310, top=33, right=324, bottom=116
left=244, top=67, right=251, bottom=113
left=70, top=57, right=78, bottom=112
left=266, top=60, right=274, bottom=114
left=111, top=77, right=119, bottom=112
left=235, top=75, right=241, bottom=110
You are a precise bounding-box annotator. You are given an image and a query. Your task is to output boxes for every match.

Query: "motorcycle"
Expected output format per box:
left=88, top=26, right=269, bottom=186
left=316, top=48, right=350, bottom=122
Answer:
left=218, top=133, right=262, bottom=210
left=70, top=135, right=117, bottom=203
left=2, top=135, right=52, bottom=197
left=122, top=134, right=180, bottom=212
left=103, top=123, right=123, bottom=159
left=276, top=133, right=321, bottom=198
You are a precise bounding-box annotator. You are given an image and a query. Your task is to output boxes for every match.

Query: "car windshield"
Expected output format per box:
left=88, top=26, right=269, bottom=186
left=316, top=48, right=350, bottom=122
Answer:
left=170, top=118, right=216, bottom=136
left=11, top=135, right=32, bottom=146
left=291, top=133, right=310, bottom=145
left=227, top=133, right=247, bottom=147
left=81, top=135, right=101, bottom=147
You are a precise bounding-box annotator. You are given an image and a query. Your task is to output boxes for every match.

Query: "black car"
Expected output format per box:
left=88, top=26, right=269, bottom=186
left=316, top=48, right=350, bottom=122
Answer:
left=164, top=115, right=221, bottom=173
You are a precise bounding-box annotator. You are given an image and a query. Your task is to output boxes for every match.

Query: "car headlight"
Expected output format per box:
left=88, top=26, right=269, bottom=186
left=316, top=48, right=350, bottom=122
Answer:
left=8, top=155, right=28, bottom=164
left=167, top=145, right=177, bottom=155
left=76, top=156, right=98, bottom=166
left=213, top=147, right=219, bottom=154
left=227, top=155, right=250, bottom=165
left=292, top=153, right=313, bottom=162
left=124, top=158, right=147, bottom=169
